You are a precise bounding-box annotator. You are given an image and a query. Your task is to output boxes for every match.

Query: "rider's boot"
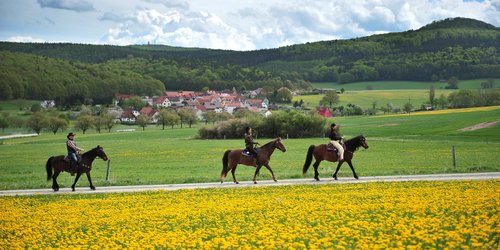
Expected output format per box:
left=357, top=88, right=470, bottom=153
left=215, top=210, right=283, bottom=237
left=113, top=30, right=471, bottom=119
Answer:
left=70, top=161, right=77, bottom=176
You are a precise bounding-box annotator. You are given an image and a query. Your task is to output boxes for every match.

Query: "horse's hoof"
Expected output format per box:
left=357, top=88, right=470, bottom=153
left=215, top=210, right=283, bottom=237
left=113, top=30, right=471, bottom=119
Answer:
left=90, top=187, right=96, bottom=190
left=234, top=182, right=239, bottom=184
left=273, top=179, right=277, bottom=182
left=253, top=181, right=257, bottom=184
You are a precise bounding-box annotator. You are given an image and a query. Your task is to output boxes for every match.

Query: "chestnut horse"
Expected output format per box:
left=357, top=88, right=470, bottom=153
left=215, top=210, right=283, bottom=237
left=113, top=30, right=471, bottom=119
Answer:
left=221, top=138, right=286, bottom=184
left=303, top=135, right=369, bottom=181
left=46, top=146, right=108, bottom=191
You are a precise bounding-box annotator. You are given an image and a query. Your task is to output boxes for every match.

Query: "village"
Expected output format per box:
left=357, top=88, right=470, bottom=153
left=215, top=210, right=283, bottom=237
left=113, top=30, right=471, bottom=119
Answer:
left=113, top=88, right=276, bottom=124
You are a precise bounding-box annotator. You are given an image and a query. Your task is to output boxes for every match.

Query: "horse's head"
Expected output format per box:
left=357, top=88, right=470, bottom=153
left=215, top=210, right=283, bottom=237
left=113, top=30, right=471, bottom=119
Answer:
left=95, top=145, right=109, bottom=161
left=274, top=137, right=287, bottom=152
left=359, top=135, right=369, bottom=149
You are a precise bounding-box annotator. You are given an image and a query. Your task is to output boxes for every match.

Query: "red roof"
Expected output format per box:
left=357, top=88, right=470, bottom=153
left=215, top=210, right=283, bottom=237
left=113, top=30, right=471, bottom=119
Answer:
left=140, top=107, right=157, bottom=117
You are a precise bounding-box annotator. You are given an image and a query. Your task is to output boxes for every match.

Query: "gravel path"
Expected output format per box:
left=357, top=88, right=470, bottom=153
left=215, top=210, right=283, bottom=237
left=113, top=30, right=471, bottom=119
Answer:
left=1, top=172, right=498, bottom=196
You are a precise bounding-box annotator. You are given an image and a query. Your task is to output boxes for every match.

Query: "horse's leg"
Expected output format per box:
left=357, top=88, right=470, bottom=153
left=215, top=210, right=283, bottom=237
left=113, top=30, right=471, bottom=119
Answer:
left=263, top=164, right=277, bottom=182
left=313, top=160, right=321, bottom=181
left=71, top=172, right=83, bottom=191
left=252, top=165, right=263, bottom=184
left=231, top=164, right=239, bottom=184
left=333, top=161, right=344, bottom=180
left=86, top=171, right=95, bottom=190
left=52, top=170, right=60, bottom=191
left=346, top=160, right=359, bottom=179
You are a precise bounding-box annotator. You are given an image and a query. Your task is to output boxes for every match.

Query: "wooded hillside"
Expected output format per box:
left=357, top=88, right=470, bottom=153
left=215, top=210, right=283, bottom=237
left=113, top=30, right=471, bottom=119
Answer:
left=0, top=17, right=498, bottom=104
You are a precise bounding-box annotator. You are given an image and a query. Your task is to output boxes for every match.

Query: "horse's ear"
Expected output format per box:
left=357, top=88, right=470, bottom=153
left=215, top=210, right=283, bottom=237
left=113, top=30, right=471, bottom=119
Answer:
left=97, top=145, right=101, bottom=148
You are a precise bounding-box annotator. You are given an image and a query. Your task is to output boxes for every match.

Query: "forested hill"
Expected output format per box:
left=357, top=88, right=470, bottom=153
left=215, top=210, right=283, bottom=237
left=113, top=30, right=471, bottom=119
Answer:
left=0, top=17, right=499, bottom=104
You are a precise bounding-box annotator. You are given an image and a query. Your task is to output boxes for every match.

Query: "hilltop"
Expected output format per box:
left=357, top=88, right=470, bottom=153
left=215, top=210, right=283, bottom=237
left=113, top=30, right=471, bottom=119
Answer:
left=0, top=17, right=499, bottom=103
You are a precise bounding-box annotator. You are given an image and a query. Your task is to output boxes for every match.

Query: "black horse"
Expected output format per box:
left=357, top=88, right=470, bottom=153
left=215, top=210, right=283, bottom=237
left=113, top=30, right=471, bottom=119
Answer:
left=303, top=135, right=369, bottom=181
left=46, top=146, right=108, bottom=191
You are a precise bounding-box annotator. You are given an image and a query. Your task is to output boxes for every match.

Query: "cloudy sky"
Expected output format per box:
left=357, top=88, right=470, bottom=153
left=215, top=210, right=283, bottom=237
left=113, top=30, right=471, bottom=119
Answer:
left=0, top=0, right=499, bottom=51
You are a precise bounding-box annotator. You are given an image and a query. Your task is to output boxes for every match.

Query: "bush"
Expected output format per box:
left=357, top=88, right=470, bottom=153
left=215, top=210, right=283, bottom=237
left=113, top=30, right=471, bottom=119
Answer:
left=198, top=110, right=326, bottom=139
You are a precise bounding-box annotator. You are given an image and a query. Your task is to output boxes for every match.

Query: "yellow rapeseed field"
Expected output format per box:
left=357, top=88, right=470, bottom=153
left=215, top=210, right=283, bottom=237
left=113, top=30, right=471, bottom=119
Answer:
left=1, top=180, right=498, bottom=249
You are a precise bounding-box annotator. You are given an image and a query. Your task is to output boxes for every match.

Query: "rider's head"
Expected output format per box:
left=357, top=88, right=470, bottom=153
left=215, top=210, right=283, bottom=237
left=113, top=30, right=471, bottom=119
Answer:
left=245, top=126, right=252, bottom=134
left=330, top=123, right=337, bottom=129
left=67, top=132, right=75, bottom=139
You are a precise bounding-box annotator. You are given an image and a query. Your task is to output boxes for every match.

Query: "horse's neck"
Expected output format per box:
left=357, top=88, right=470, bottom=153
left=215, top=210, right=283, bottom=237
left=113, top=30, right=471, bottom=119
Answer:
left=82, top=149, right=98, bottom=163
left=345, top=138, right=360, bottom=152
left=260, top=141, right=276, bottom=156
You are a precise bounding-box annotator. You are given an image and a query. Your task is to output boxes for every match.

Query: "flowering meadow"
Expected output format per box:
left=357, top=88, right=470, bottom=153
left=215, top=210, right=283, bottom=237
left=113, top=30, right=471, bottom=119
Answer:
left=1, top=180, right=498, bottom=249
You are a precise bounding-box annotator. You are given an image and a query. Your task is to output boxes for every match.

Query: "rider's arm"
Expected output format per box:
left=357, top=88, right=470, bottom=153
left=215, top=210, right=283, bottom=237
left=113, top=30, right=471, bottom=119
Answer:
left=67, top=140, right=82, bottom=151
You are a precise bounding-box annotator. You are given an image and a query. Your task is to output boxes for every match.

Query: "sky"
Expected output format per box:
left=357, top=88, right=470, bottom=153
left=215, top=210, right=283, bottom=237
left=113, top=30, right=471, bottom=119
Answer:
left=0, top=0, right=499, bottom=51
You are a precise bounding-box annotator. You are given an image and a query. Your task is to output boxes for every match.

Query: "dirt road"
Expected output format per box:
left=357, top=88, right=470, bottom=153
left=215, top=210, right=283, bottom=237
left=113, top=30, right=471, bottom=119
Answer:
left=1, top=172, right=498, bottom=196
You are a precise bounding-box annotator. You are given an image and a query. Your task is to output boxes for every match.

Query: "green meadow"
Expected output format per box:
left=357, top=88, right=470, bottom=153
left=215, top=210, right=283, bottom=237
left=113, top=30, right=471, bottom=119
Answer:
left=298, top=79, right=499, bottom=110
left=0, top=106, right=498, bottom=190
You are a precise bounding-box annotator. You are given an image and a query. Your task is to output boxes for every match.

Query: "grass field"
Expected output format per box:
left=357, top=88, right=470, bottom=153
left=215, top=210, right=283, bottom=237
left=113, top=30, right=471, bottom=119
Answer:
left=1, top=180, right=498, bottom=249
left=0, top=106, right=498, bottom=190
left=311, top=79, right=498, bottom=91
left=294, top=89, right=454, bottom=110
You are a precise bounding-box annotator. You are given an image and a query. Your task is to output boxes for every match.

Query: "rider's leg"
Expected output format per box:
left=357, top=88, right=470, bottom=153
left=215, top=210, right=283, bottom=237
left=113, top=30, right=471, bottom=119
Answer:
left=69, top=152, right=78, bottom=172
left=330, top=141, right=344, bottom=161
left=250, top=148, right=260, bottom=165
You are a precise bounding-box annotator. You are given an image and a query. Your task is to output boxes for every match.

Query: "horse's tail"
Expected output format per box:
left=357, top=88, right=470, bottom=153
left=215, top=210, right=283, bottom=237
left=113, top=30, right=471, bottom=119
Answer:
left=303, top=145, right=315, bottom=174
left=222, top=150, right=231, bottom=174
left=46, top=157, right=54, bottom=181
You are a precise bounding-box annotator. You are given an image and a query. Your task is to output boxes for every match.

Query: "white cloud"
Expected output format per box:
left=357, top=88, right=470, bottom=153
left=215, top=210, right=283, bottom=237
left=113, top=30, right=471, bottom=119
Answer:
left=103, top=9, right=256, bottom=50
left=6, top=36, right=46, bottom=43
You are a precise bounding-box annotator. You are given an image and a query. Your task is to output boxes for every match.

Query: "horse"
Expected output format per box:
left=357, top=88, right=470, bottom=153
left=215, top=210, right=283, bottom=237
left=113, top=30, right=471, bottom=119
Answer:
left=46, top=145, right=108, bottom=191
left=303, top=135, right=369, bottom=181
left=221, top=138, right=286, bottom=184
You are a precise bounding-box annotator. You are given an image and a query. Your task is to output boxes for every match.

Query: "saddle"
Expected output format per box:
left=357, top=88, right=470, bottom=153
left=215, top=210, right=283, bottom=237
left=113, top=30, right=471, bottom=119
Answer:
left=242, top=148, right=260, bottom=156
left=327, top=143, right=346, bottom=152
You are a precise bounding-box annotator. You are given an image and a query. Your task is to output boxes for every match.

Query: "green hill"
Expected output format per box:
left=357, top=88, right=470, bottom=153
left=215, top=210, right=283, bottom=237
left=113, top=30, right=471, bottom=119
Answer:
left=0, top=17, right=499, bottom=103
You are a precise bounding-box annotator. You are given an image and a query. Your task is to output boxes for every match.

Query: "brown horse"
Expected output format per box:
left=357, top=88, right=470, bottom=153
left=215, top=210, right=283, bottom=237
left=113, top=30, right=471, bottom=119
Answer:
left=303, top=135, right=369, bottom=181
left=46, top=145, right=108, bottom=191
left=221, top=138, right=286, bottom=184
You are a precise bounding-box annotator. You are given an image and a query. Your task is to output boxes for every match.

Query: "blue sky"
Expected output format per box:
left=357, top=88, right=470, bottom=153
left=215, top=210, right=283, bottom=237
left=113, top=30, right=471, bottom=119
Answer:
left=0, top=0, right=498, bottom=50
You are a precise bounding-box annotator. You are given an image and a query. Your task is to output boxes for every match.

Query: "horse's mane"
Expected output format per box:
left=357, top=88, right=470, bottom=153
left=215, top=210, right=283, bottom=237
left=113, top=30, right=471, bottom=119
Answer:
left=82, top=146, right=99, bottom=158
left=344, top=135, right=364, bottom=152
left=260, top=138, right=279, bottom=148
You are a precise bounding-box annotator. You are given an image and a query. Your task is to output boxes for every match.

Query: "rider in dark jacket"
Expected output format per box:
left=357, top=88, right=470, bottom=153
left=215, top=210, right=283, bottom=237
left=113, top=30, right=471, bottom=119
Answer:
left=329, top=123, right=344, bottom=161
left=244, top=126, right=260, bottom=165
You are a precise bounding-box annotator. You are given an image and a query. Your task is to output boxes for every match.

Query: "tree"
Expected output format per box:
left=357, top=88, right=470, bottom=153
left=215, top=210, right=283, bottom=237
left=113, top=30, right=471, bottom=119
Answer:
left=436, top=94, right=448, bottom=109
left=447, top=76, right=459, bottom=89
left=178, top=108, right=198, bottom=128
left=0, top=117, right=8, bottom=132
left=93, top=116, right=105, bottom=133
left=429, top=85, right=435, bottom=107
left=136, top=115, right=151, bottom=131
left=103, top=113, right=116, bottom=132
left=26, top=112, right=47, bottom=135
left=47, top=117, right=68, bottom=135
left=480, top=78, right=494, bottom=89
left=157, top=109, right=179, bottom=129
left=403, top=102, right=414, bottom=115
left=322, top=90, right=340, bottom=108
left=276, top=87, right=292, bottom=103
left=75, top=115, right=94, bottom=134
left=203, top=110, right=217, bottom=125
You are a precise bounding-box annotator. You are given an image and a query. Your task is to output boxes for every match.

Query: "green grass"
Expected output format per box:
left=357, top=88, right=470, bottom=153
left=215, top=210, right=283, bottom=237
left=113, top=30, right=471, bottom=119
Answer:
left=0, top=106, right=498, bottom=190
left=295, top=89, right=454, bottom=109
left=311, top=79, right=499, bottom=91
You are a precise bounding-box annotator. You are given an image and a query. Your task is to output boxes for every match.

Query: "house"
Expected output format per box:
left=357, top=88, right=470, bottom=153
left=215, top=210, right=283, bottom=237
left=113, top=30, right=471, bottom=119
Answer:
left=139, top=107, right=159, bottom=123
left=225, top=101, right=243, bottom=114
left=155, top=96, right=171, bottom=108
left=120, top=109, right=137, bottom=123
left=317, top=107, right=332, bottom=118
left=40, top=100, right=55, bottom=109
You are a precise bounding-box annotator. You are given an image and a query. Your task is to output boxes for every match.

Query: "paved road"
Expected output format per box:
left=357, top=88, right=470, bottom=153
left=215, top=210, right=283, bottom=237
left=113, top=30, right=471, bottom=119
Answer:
left=1, top=172, right=498, bottom=196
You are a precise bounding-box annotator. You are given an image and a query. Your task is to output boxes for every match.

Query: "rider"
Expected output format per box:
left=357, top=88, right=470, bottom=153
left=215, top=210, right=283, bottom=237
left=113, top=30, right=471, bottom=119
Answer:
left=66, top=132, right=84, bottom=174
left=244, top=126, right=260, bottom=165
left=329, top=123, right=344, bottom=161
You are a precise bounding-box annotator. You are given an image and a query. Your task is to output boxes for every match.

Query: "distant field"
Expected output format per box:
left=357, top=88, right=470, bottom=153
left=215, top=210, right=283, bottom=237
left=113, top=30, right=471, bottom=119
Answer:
left=295, top=89, right=454, bottom=109
left=311, top=79, right=498, bottom=91
left=0, top=106, right=498, bottom=190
